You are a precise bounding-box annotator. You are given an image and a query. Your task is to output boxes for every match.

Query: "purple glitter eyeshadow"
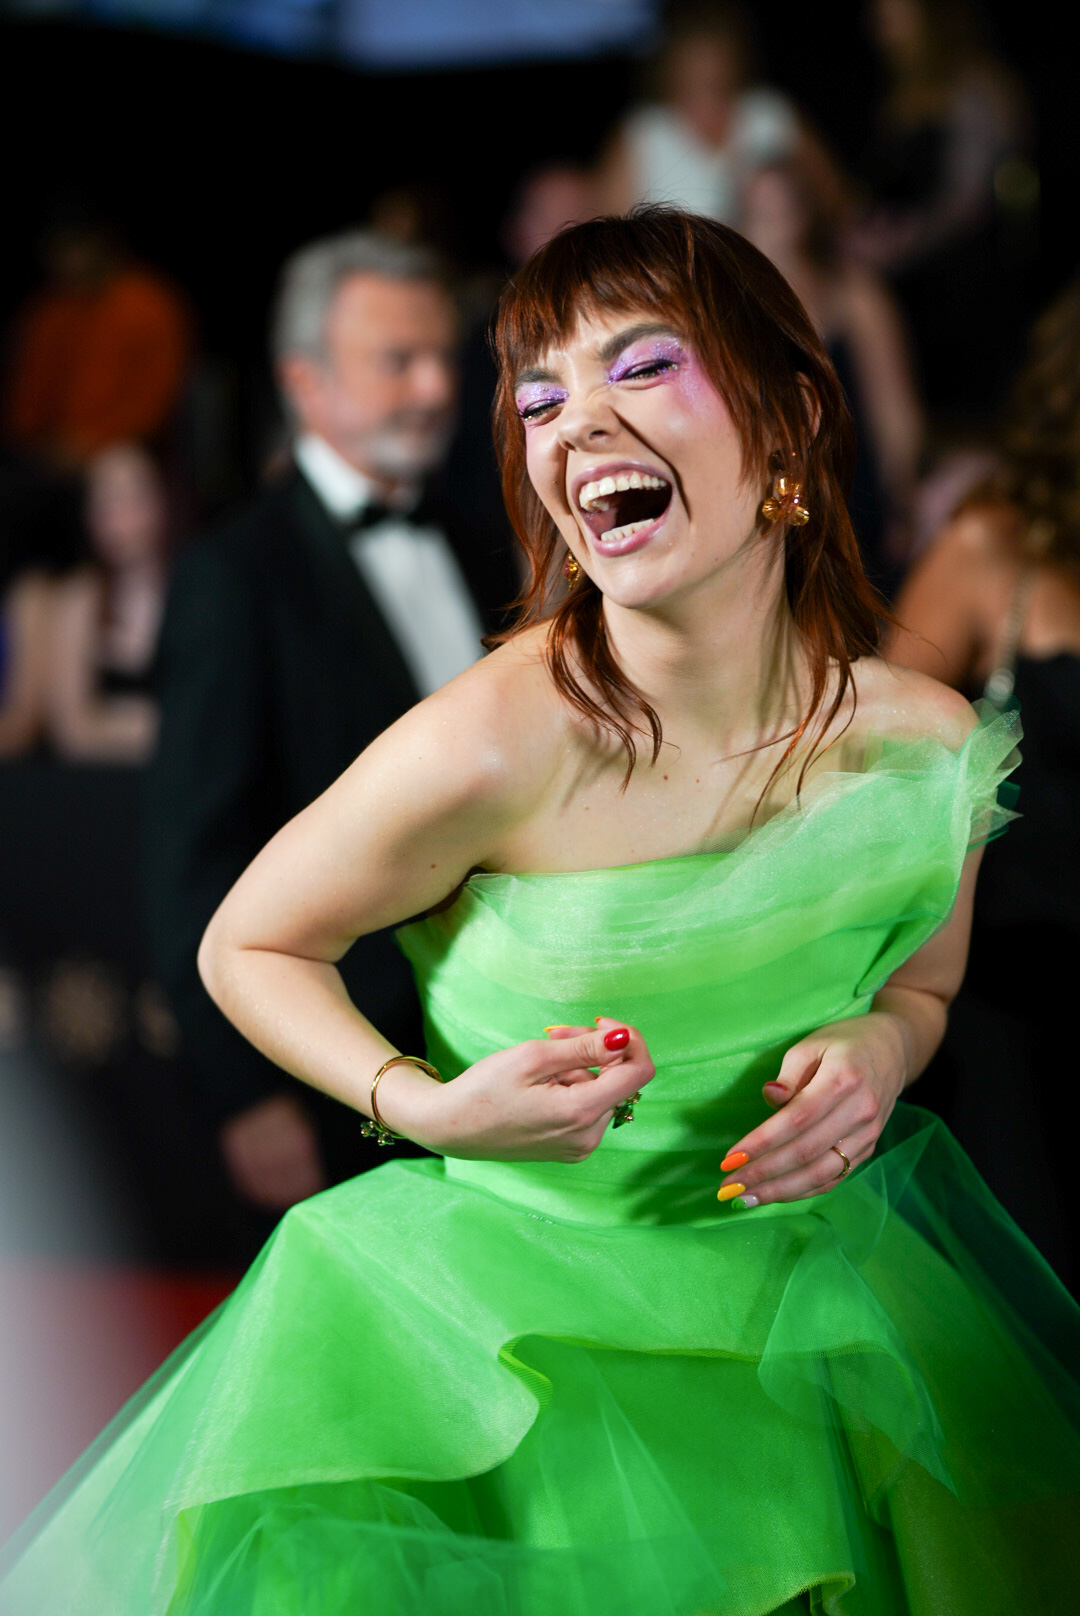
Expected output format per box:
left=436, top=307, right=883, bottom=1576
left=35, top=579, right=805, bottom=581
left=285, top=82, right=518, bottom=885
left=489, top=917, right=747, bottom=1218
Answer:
left=606, top=337, right=685, bottom=384
left=516, top=384, right=568, bottom=419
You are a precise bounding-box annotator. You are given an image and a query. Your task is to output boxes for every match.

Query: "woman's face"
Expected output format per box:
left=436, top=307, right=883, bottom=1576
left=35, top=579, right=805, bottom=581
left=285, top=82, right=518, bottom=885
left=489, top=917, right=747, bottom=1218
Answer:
left=665, top=36, right=743, bottom=147
left=742, top=168, right=810, bottom=264
left=84, top=446, right=166, bottom=566
left=515, top=308, right=766, bottom=613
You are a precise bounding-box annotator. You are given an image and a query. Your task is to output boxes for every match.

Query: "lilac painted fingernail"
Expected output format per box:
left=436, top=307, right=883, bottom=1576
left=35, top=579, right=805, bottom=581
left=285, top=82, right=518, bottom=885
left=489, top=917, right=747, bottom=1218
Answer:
left=732, top=1194, right=760, bottom=1210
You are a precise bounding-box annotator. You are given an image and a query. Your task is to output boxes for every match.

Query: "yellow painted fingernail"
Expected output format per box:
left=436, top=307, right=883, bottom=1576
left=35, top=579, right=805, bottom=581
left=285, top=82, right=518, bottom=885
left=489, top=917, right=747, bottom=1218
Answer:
left=717, top=1182, right=746, bottom=1202
left=544, top=1025, right=572, bottom=1034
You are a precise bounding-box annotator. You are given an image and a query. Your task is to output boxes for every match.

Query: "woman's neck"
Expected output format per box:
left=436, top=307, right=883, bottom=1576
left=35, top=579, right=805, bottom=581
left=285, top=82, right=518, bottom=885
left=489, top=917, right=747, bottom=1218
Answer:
left=601, top=551, right=806, bottom=760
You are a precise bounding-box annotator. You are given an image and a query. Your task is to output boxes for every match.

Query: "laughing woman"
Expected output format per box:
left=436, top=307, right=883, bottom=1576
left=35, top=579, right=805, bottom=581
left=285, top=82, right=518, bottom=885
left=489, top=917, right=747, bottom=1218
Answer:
left=2, top=209, right=1078, bottom=1616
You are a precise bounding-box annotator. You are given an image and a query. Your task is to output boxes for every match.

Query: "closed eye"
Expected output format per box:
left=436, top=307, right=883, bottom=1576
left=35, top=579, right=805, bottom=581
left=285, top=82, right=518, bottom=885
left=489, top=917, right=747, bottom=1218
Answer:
left=519, top=398, right=562, bottom=422
left=618, top=358, right=679, bottom=382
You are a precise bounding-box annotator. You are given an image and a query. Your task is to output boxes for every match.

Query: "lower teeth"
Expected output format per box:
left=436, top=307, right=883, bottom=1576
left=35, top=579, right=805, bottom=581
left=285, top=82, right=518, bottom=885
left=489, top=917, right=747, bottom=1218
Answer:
left=602, top=517, right=653, bottom=543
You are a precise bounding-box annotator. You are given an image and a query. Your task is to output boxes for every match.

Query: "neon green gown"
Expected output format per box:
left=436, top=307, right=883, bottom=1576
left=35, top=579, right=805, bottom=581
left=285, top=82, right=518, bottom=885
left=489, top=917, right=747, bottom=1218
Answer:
left=3, top=705, right=1079, bottom=1615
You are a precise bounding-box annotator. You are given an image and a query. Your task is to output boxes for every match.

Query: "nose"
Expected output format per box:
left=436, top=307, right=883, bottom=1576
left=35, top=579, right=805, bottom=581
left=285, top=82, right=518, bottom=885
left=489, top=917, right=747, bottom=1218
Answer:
left=556, top=385, right=620, bottom=452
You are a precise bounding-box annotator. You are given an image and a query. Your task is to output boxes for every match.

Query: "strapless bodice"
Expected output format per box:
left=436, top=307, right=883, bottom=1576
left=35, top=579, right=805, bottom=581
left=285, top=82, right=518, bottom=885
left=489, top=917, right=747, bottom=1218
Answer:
left=398, top=707, right=1020, bottom=1224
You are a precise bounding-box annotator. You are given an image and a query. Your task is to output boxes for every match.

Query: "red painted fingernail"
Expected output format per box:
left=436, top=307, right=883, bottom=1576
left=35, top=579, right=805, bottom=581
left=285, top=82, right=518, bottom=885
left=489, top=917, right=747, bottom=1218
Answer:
left=765, top=1080, right=788, bottom=1091
left=720, top=1150, right=749, bottom=1172
left=603, top=1027, right=630, bottom=1051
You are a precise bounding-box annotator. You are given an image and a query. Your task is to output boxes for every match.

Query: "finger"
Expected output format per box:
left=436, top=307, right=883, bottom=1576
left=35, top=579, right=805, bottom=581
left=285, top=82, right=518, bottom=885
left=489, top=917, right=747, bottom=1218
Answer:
left=720, top=1130, right=876, bottom=1208
left=542, top=1024, right=593, bottom=1084
left=527, top=1023, right=634, bottom=1081
left=586, top=1026, right=655, bottom=1108
left=541, top=1025, right=654, bottom=1114
left=722, top=1067, right=845, bottom=1171
left=761, top=1041, right=824, bottom=1108
left=726, top=1094, right=879, bottom=1192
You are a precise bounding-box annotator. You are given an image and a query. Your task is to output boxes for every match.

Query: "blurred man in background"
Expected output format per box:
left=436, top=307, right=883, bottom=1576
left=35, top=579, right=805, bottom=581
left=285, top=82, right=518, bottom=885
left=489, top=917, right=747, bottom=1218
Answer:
left=145, top=231, right=515, bottom=1233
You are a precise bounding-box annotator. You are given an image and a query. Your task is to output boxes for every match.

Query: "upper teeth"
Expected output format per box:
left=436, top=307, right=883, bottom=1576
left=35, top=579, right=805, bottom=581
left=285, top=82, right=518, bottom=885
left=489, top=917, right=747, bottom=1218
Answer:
left=578, top=471, right=669, bottom=512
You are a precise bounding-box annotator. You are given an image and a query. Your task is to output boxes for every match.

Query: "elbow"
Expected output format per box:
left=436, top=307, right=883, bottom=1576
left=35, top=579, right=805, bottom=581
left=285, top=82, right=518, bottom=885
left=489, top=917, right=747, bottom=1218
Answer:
left=197, top=912, right=228, bottom=1009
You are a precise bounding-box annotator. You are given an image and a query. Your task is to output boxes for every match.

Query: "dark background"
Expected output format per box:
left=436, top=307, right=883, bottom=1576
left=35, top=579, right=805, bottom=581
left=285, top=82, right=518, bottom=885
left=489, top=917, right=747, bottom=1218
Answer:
left=1, top=3, right=1075, bottom=454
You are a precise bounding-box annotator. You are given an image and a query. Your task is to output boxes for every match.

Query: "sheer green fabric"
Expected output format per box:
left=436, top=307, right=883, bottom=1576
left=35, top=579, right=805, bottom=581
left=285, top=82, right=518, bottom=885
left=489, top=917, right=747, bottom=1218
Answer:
left=4, top=704, right=1078, bottom=1616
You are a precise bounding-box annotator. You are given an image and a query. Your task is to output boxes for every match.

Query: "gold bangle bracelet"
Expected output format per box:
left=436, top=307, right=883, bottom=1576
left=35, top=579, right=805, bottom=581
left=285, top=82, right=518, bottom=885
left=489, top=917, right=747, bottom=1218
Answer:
left=360, top=1055, right=443, bottom=1147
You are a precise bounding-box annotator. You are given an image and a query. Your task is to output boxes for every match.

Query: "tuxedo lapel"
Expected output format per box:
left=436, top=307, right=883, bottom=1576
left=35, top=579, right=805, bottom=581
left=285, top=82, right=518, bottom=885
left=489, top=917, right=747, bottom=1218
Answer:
left=285, top=472, right=421, bottom=716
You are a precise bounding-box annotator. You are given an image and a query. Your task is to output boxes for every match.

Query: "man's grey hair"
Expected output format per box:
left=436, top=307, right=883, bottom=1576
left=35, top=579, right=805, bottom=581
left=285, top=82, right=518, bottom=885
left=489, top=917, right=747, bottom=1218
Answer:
left=270, top=230, right=445, bottom=366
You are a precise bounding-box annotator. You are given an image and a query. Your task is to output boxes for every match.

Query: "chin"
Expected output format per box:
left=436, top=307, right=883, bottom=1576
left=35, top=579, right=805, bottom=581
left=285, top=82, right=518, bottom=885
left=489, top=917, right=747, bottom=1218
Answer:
left=590, top=556, right=685, bottom=613
left=370, top=428, right=453, bottom=485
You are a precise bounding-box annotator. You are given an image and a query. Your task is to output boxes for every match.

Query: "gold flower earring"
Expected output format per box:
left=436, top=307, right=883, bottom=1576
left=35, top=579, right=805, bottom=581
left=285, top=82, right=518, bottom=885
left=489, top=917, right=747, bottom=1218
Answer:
left=761, top=465, right=810, bottom=527
left=563, top=552, right=582, bottom=584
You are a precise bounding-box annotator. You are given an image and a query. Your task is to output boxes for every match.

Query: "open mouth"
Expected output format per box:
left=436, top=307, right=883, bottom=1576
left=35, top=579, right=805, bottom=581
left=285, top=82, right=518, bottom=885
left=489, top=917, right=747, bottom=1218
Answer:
left=577, top=471, right=673, bottom=545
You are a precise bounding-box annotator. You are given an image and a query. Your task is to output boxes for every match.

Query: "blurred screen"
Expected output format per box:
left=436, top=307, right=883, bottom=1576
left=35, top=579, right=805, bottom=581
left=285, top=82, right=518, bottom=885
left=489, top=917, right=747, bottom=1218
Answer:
left=8, top=0, right=657, bottom=67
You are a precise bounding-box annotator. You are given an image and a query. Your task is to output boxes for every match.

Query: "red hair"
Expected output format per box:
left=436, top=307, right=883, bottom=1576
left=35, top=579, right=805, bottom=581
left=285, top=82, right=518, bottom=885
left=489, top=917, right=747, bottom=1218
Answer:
left=492, top=207, right=886, bottom=790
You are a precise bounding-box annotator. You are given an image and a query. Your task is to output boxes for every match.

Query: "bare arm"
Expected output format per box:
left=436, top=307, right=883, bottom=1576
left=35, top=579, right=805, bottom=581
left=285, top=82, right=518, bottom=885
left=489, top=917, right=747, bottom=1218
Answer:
left=887, top=514, right=995, bottom=688
left=198, top=656, right=652, bottom=1161
left=843, top=271, right=923, bottom=511
left=0, top=574, right=52, bottom=755
left=46, top=570, right=158, bottom=761
left=717, top=680, right=984, bottom=1206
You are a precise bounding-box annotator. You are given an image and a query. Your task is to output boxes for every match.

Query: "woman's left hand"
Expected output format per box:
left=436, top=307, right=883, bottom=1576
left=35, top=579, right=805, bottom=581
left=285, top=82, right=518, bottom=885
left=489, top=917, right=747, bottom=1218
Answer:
left=716, top=1012, right=909, bottom=1208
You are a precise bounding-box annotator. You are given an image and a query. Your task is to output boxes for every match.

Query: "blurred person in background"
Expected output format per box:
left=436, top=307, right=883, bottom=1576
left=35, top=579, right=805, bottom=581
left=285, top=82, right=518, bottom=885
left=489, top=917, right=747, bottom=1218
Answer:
left=438, top=162, right=598, bottom=558
left=849, top=0, right=1033, bottom=426
left=45, top=445, right=168, bottom=763
left=0, top=569, right=51, bottom=757
left=2, top=202, right=193, bottom=470
left=144, top=231, right=516, bottom=1233
left=593, top=2, right=842, bottom=227
left=742, top=159, right=923, bottom=596
left=888, top=278, right=1080, bottom=1291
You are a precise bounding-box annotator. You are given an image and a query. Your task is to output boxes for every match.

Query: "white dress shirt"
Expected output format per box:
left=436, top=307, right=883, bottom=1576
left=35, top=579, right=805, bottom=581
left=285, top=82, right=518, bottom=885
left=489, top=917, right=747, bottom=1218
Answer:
left=293, top=433, right=485, bottom=699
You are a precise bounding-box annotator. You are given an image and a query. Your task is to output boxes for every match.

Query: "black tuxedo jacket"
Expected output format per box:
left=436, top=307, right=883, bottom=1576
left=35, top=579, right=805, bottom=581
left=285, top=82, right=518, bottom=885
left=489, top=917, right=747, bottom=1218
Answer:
left=144, top=469, right=517, bottom=1143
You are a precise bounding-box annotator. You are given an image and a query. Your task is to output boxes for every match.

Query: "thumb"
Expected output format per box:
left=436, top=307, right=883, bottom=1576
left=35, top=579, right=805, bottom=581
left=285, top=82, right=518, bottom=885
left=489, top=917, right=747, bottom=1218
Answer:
left=533, top=1022, right=630, bottom=1083
left=763, top=1040, right=824, bottom=1108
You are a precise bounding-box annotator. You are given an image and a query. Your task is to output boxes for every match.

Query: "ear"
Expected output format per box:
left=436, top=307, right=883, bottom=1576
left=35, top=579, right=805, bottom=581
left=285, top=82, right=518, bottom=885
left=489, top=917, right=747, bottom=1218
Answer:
left=277, top=353, right=326, bottom=429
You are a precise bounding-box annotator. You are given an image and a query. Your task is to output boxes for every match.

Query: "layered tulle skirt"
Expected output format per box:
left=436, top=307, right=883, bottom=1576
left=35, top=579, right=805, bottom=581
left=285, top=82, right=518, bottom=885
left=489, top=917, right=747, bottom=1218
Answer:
left=3, top=1103, right=1078, bottom=1616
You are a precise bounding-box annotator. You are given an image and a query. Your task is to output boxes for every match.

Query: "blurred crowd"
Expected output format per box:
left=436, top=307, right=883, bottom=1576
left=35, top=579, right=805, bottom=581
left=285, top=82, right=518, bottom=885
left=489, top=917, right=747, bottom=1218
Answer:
left=2, top=0, right=1075, bottom=1288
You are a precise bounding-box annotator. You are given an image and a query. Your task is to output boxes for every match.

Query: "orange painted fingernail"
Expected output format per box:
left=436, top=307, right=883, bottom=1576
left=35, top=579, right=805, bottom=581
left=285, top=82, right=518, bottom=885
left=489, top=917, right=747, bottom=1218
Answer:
left=720, top=1150, right=749, bottom=1172
left=716, top=1182, right=746, bottom=1202
left=544, top=1026, right=572, bottom=1033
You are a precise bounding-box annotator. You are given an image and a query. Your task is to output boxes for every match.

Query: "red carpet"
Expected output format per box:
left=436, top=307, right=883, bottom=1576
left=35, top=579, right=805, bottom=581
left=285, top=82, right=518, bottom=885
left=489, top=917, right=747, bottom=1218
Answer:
left=0, top=1260, right=237, bottom=1543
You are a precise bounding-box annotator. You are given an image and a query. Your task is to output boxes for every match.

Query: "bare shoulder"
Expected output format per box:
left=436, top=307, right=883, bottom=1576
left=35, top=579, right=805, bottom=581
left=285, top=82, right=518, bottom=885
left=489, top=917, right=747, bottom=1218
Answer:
left=925, top=499, right=1024, bottom=574
left=355, top=623, right=572, bottom=827
left=850, top=656, right=978, bottom=750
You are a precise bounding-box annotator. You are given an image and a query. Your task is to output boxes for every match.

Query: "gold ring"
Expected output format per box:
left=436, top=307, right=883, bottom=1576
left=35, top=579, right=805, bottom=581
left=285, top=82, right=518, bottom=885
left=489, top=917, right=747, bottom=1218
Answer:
left=830, top=1143, right=851, bottom=1181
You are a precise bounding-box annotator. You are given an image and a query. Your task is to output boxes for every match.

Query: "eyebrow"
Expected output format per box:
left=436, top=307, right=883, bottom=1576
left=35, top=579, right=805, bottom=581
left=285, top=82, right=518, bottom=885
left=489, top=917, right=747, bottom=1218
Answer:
left=513, top=322, right=682, bottom=389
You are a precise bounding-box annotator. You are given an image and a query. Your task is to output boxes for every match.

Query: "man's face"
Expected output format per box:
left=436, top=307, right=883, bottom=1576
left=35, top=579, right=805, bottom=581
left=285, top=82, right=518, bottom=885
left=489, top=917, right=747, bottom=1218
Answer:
left=281, top=274, right=458, bottom=490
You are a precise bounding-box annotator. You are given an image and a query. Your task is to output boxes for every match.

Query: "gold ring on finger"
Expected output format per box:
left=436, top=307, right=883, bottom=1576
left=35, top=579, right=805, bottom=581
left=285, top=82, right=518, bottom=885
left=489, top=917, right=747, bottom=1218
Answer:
left=830, top=1143, right=851, bottom=1181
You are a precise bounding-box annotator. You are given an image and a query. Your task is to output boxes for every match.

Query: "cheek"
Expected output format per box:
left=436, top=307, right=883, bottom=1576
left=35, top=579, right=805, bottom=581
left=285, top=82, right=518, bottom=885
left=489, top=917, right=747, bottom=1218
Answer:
left=523, top=433, right=563, bottom=516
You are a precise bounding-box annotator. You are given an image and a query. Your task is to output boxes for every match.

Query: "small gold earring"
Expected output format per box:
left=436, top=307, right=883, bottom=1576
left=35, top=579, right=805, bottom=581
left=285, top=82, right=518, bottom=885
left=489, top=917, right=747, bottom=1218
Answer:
left=762, top=473, right=810, bottom=527
left=563, top=552, right=582, bottom=583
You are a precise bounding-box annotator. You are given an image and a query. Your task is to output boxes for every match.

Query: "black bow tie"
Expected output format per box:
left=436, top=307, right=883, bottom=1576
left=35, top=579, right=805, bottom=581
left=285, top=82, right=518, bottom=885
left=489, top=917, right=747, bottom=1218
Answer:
left=347, top=495, right=437, bottom=534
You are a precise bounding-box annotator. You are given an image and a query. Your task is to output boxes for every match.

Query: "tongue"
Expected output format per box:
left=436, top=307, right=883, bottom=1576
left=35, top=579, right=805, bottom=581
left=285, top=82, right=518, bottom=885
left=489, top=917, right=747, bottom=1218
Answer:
left=600, top=485, right=669, bottom=535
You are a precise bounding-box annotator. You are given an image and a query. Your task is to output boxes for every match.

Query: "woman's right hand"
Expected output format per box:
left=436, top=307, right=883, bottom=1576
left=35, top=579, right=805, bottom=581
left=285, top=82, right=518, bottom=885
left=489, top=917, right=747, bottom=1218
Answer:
left=377, top=1017, right=654, bottom=1163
